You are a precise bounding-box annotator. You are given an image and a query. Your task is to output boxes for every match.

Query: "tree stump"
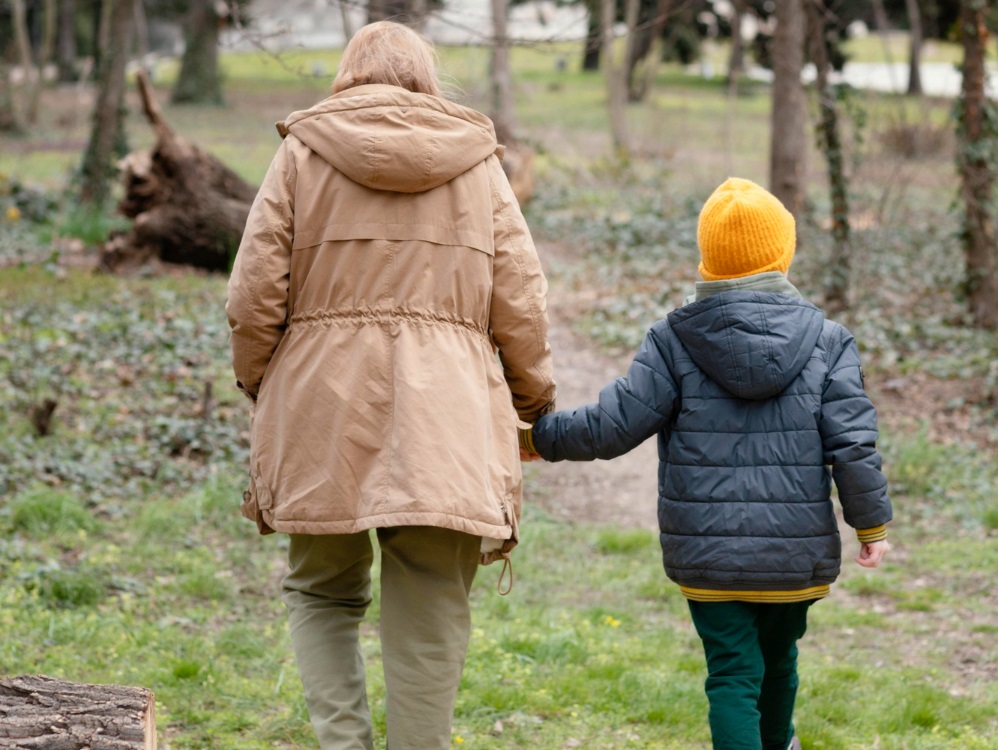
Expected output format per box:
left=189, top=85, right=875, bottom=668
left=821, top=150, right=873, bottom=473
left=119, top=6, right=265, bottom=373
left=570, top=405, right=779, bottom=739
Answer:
left=0, top=675, right=156, bottom=749
left=99, top=70, right=257, bottom=274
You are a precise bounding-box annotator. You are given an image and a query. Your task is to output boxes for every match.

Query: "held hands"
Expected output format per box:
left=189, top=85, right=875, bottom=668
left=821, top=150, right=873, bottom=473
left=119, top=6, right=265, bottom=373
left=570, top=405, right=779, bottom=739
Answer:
left=855, top=539, right=890, bottom=568
left=518, top=427, right=542, bottom=462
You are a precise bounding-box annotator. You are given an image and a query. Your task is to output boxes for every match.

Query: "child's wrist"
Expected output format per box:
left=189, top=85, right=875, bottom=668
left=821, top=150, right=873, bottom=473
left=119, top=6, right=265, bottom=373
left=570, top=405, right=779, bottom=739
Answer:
left=518, top=427, right=537, bottom=455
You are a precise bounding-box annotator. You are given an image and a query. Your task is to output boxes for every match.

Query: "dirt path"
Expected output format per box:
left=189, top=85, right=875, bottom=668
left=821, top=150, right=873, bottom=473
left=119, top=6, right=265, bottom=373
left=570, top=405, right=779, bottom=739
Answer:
left=527, top=243, right=659, bottom=530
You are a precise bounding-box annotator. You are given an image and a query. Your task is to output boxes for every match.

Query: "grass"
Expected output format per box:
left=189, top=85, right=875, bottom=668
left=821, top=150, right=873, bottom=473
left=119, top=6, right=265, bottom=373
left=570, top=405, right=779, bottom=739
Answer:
left=1, top=39, right=997, bottom=750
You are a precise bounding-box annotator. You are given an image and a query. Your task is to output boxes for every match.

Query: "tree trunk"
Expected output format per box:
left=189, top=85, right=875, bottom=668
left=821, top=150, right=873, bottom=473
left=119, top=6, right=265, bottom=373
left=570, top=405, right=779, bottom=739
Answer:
left=808, top=0, right=851, bottom=311
left=368, top=0, right=421, bottom=26
left=582, top=0, right=601, bottom=71
left=490, top=0, right=515, bottom=145
left=0, top=64, right=21, bottom=132
left=601, top=0, right=630, bottom=158
left=627, top=0, right=673, bottom=102
left=79, top=0, right=132, bottom=207
left=100, top=70, right=258, bottom=273
left=0, top=675, right=156, bottom=749
left=957, top=1, right=998, bottom=329
left=172, top=0, right=223, bottom=105
left=338, top=0, right=354, bottom=41
left=620, top=0, right=640, bottom=102
left=727, top=0, right=745, bottom=91
left=56, top=0, right=78, bottom=82
left=768, top=0, right=807, bottom=216
left=11, top=0, right=36, bottom=128
left=906, top=0, right=923, bottom=95
left=26, top=0, right=57, bottom=123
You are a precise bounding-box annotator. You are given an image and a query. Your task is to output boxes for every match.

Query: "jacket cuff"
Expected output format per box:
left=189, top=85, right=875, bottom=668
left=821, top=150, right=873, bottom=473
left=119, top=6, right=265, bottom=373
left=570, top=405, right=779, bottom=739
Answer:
left=856, top=525, right=888, bottom=543
left=518, top=427, right=537, bottom=455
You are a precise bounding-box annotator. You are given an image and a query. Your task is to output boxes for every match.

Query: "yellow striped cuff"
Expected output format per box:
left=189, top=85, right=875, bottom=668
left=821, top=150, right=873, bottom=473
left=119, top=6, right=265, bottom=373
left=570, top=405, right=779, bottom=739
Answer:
left=518, top=427, right=536, bottom=455
left=680, top=584, right=831, bottom=603
left=856, top=525, right=888, bottom=543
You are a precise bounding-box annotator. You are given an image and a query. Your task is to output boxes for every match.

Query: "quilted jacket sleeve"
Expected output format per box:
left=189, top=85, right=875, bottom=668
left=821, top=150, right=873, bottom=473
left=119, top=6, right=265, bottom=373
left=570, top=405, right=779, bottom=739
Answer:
left=486, top=154, right=556, bottom=423
left=532, top=324, right=678, bottom=461
left=225, top=141, right=296, bottom=401
left=819, top=325, right=893, bottom=530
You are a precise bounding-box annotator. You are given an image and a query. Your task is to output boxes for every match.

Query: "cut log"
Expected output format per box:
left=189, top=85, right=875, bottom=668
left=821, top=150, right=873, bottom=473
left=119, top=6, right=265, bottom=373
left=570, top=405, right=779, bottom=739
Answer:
left=0, top=675, right=156, bottom=749
left=100, top=70, right=256, bottom=273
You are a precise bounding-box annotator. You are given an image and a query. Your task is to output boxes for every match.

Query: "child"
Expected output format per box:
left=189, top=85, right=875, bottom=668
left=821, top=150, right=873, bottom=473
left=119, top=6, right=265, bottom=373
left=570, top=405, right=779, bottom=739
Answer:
left=521, top=178, right=892, bottom=750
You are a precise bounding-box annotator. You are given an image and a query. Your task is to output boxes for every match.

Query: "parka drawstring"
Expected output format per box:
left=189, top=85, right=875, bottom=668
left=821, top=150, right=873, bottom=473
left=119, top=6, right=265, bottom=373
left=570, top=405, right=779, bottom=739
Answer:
left=497, top=555, right=514, bottom=596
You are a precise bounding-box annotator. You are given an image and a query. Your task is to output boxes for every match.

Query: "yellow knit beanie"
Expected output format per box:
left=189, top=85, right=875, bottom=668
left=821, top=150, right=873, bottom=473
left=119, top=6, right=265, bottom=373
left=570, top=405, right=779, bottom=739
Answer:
left=696, top=177, right=796, bottom=281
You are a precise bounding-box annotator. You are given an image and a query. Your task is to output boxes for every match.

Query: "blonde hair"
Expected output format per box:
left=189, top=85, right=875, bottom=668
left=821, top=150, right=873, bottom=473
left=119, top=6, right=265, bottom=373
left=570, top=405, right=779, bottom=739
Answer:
left=332, top=21, right=442, bottom=97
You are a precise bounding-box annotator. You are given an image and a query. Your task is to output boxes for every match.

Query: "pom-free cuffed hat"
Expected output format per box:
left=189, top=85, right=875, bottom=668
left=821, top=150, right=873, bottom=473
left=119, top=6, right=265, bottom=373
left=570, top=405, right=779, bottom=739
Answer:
left=696, top=177, right=796, bottom=281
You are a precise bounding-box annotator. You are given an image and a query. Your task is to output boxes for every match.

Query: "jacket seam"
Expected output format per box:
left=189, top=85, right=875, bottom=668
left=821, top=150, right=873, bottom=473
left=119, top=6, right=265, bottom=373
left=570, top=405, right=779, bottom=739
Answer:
left=488, top=159, right=545, bottom=358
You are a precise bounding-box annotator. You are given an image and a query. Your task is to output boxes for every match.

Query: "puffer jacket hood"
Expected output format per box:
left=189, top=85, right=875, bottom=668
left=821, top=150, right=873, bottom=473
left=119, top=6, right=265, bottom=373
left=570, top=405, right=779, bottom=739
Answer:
left=278, top=84, right=500, bottom=193
left=667, top=292, right=825, bottom=400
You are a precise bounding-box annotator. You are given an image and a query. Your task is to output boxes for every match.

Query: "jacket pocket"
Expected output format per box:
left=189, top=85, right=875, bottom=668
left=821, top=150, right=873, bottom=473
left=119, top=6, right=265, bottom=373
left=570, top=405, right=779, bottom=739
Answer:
left=241, top=472, right=276, bottom=536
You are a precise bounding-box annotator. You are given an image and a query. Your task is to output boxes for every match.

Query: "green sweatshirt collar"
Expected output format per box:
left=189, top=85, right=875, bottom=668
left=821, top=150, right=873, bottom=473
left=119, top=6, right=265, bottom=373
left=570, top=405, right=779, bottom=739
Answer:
left=684, top=271, right=803, bottom=305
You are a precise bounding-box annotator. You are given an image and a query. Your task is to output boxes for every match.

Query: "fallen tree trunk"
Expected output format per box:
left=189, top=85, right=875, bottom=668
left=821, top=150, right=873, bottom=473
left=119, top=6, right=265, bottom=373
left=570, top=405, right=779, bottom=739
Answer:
left=0, top=675, right=156, bottom=749
left=100, top=70, right=256, bottom=273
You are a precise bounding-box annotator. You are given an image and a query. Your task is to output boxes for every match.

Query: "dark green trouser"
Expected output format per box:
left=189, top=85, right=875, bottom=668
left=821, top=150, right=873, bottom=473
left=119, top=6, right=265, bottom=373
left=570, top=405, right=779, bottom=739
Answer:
left=688, top=600, right=814, bottom=750
left=282, top=527, right=480, bottom=750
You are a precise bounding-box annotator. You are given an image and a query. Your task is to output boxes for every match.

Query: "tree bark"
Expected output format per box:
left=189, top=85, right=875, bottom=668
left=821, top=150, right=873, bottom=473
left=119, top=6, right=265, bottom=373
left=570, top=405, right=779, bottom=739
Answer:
left=957, top=1, right=998, bottom=329
left=0, top=674, right=156, bottom=749
left=768, top=0, right=807, bottom=216
left=906, top=0, right=923, bottom=95
left=100, top=70, right=258, bottom=273
left=490, top=0, right=515, bottom=145
left=727, top=0, right=746, bottom=91
left=26, top=0, right=58, bottom=123
left=808, top=0, right=851, bottom=311
left=79, top=0, right=132, bottom=207
left=338, top=0, right=354, bottom=41
left=0, top=63, right=20, bottom=132
left=634, top=0, right=674, bottom=101
left=368, top=0, right=424, bottom=26
left=172, top=0, right=223, bottom=105
left=57, top=0, right=78, bottom=82
left=582, top=0, right=601, bottom=71
left=10, top=0, right=35, bottom=129
left=601, top=0, right=630, bottom=158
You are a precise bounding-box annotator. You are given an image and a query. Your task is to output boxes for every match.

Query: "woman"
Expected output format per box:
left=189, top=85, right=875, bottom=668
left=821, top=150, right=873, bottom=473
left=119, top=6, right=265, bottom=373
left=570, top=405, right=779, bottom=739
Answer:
left=226, top=21, right=556, bottom=750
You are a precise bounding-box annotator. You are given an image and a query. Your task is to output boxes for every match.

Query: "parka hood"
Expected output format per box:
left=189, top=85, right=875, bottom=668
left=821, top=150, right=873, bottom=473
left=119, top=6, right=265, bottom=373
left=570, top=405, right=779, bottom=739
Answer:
left=278, top=84, right=501, bottom=193
left=667, top=291, right=825, bottom=400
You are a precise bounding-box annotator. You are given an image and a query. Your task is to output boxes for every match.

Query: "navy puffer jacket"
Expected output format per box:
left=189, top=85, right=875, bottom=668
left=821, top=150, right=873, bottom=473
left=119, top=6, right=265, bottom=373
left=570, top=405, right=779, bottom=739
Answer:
left=532, top=291, right=892, bottom=596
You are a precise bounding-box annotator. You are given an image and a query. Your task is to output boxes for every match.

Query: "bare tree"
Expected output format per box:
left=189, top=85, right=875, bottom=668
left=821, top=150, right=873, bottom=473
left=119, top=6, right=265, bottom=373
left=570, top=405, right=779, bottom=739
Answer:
left=368, top=0, right=431, bottom=28
left=490, top=0, right=515, bottom=145
left=727, top=0, right=746, bottom=90
left=628, top=0, right=673, bottom=102
left=27, top=0, right=58, bottom=123
left=601, top=0, right=632, bottom=157
left=56, top=0, right=78, bottom=82
left=172, top=0, right=224, bottom=105
left=807, top=0, right=851, bottom=311
left=338, top=0, right=355, bottom=41
left=768, top=0, right=807, bottom=216
left=582, top=0, right=602, bottom=70
left=79, top=0, right=133, bottom=206
left=905, top=0, right=923, bottom=95
left=956, top=0, right=998, bottom=329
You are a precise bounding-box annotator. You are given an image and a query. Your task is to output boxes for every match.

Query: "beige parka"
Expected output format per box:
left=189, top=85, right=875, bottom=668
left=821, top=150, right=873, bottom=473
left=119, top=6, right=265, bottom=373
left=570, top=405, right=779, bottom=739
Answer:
left=226, top=84, right=556, bottom=564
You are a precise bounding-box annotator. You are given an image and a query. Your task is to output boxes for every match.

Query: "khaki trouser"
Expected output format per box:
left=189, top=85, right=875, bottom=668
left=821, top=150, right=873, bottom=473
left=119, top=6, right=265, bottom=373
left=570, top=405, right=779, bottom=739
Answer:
left=282, top=526, right=480, bottom=750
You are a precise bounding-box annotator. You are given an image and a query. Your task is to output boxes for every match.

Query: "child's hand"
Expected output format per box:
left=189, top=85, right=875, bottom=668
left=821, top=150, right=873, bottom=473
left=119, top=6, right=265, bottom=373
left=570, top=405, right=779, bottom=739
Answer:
left=855, top=539, right=889, bottom=568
